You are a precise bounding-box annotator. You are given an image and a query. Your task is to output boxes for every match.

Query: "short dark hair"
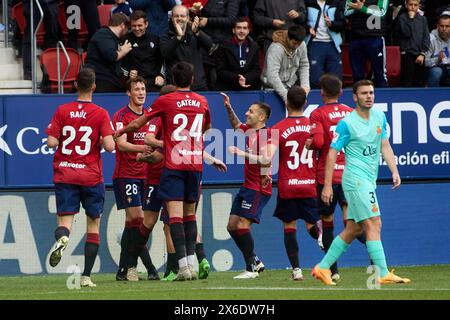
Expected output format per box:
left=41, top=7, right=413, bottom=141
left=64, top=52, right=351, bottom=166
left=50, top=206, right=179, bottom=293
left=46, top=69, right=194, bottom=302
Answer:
left=320, top=74, right=342, bottom=98
left=253, top=102, right=271, bottom=120
left=287, top=25, right=306, bottom=42
left=76, top=68, right=95, bottom=92
left=353, top=80, right=374, bottom=94
left=287, top=86, right=306, bottom=111
left=160, top=84, right=177, bottom=96
left=130, top=10, right=147, bottom=23
left=172, top=62, right=194, bottom=88
left=109, top=12, right=130, bottom=27
left=126, top=76, right=147, bottom=92
left=233, top=16, right=252, bottom=30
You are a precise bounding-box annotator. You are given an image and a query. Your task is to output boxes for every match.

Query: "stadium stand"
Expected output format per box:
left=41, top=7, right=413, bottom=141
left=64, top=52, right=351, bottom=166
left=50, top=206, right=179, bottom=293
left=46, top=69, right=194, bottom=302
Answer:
left=39, top=46, right=82, bottom=93
left=97, top=4, right=114, bottom=27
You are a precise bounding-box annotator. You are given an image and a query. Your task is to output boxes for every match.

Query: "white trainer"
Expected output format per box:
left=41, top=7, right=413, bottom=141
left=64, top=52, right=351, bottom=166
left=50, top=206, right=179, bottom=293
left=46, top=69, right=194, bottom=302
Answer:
left=174, top=266, right=192, bottom=281
left=254, top=260, right=265, bottom=273
left=188, top=265, right=198, bottom=280
left=233, top=271, right=259, bottom=279
left=80, top=276, right=97, bottom=288
left=126, top=267, right=139, bottom=282
left=292, top=268, right=303, bottom=281
left=49, top=236, right=69, bottom=267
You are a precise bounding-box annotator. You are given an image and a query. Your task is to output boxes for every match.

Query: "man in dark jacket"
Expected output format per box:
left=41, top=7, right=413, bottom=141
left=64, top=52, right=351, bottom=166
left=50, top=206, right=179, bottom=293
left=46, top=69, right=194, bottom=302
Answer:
left=121, top=10, right=165, bottom=91
left=160, top=5, right=213, bottom=91
left=214, top=18, right=261, bottom=91
left=85, top=13, right=132, bottom=92
left=128, top=0, right=176, bottom=37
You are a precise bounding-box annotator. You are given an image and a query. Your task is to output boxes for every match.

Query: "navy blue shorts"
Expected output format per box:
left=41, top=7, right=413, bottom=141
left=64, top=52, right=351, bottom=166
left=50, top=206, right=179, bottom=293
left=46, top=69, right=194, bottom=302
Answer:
left=142, top=184, right=163, bottom=212
left=317, top=184, right=347, bottom=216
left=113, top=178, right=145, bottom=210
left=158, top=168, right=202, bottom=202
left=55, top=183, right=105, bottom=219
left=230, top=186, right=271, bottom=224
left=273, top=196, right=319, bottom=224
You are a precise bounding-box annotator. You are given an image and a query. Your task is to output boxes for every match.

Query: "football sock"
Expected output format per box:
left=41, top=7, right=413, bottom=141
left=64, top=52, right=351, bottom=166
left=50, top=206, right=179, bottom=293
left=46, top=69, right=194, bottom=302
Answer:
left=195, top=242, right=206, bottom=263
left=308, top=224, right=319, bottom=239
left=318, top=235, right=349, bottom=269
left=164, top=252, right=178, bottom=276
left=284, top=228, right=299, bottom=269
left=118, top=225, right=131, bottom=273
left=54, top=226, right=70, bottom=240
left=169, top=217, right=187, bottom=266
left=322, top=219, right=338, bottom=275
left=127, top=218, right=145, bottom=268
left=183, top=215, right=197, bottom=262
left=366, top=240, right=389, bottom=277
left=82, top=233, right=99, bottom=277
left=139, top=245, right=156, bottom=273
left=356, top=231, right=367, bottom=244
left=236, top=228, right=256, bottom=272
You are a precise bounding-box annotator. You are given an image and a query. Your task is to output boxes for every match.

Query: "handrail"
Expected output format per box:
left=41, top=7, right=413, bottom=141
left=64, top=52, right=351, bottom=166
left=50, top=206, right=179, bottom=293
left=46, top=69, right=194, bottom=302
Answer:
left=2, top=0, right=9, bottom=47
left=56, top=41, right=70, bottom=94
left=31, top=0, right=43, bottom=93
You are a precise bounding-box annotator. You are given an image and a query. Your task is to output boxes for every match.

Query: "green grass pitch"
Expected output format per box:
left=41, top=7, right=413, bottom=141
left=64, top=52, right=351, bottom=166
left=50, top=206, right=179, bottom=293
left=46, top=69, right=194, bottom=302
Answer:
left=2, top=265, right=450, bottom=300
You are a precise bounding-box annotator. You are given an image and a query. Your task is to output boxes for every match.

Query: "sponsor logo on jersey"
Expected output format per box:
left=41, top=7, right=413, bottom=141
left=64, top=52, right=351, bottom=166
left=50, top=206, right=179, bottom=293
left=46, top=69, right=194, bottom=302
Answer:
left=58, top=161, right=86, bottom=169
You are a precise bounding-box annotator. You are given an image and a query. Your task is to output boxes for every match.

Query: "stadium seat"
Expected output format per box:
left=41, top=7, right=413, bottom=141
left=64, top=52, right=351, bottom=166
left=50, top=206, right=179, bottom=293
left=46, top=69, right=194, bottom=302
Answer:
left=57, top=2, right=89, bottom=47
left=385, top=46, right=401, bottom=87
left=40, top=47, right=82, bottom=93
left=11, top=2, right=46, bottom=48
left=98, top=4, right=114, bottom=26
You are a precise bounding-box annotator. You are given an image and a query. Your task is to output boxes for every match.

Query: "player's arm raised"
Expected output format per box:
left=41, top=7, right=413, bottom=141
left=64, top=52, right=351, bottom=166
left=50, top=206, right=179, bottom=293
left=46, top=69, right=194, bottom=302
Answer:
left=220, top=92, right=242, bottom=130
left=114, top=113, right=149, bottom=138
left=381, top=138, right=401, bottom=189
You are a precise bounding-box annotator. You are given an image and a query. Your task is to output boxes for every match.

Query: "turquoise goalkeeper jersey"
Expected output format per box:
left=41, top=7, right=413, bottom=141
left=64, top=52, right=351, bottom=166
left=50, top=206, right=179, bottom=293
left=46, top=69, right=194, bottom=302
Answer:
left=330, top=108, right=388, bottom=191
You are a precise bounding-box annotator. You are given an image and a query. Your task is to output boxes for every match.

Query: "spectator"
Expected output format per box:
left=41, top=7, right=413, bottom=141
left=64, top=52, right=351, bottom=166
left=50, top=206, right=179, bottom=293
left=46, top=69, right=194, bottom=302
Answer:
left=214, top=17, right=261, bottom=91
left=85, top=13, right=132, bottom=92
left=121, top=10, right=165, bottom=91
left=305, top=0, right=345, bottom=89
left=193, top=0, right=240, bottom=89
left=128, top=0, right=176, bottom=37
left=253, top=0, right=306, bottom=52
left=64, top=0, right=101, bottom=50
left=112, top=0, right=133, bottom=16
left=160, top=5, right=213, bottom=91
left=396, top=0, right=430, bottom=87
left=22, top=0, right=60, bottom=80
left=425, top=11, right=450, bottom=86
left=344, top=0, right=389, bottom=87
left=262, top=25, right=310, bottom=103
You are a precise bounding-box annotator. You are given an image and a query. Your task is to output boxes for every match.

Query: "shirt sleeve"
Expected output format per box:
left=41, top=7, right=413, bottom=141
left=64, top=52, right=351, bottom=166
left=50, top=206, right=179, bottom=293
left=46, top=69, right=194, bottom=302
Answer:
left=330, top=120, right=350, bottom=152
left=100, top=109, right=115, bottom=137
left=145, top=98, right=163, bottom=119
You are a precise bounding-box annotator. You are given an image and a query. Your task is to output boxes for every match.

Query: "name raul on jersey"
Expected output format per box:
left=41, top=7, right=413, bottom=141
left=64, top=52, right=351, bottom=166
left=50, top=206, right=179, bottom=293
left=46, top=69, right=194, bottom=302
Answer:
left=281, top=125, right=310, bottom=139
left=177, top=99, right=200, bottom=108
left=70, top=111, right=87, bottom=119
